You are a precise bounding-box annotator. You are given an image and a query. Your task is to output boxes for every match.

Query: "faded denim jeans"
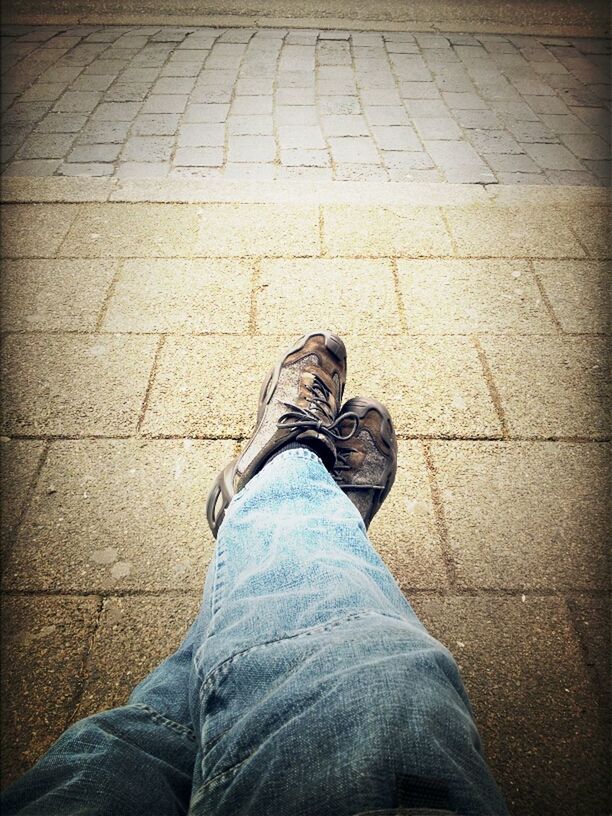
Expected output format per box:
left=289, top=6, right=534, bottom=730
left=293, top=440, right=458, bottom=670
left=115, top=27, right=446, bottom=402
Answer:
left=2, top=448, right=508, bottom=816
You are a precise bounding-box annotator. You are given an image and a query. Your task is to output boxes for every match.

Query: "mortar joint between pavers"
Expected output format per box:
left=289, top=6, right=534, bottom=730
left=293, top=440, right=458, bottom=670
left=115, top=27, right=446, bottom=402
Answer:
left=390, top=256, right=409, bottom=334
left=440, top=208, right=459, bottom=256
left=0, top=439, right=51, bottom=583
left=528, top=259, right=565, bottom=335
left=136, top=333, right=166, bottom=433
left=63, top=592, right=105, bottom=729
left=247, top=257, right=262, bottom=335
left=94, top=259, right=124, bottom=331
left=421, top=440, right=458, bottom=589
left=472, top=334, right=510, bottom=440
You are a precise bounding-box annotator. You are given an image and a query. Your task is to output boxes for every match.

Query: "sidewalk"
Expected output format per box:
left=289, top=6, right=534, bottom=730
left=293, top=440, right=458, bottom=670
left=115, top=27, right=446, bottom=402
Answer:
left=1, top=21, right=610, bottom=816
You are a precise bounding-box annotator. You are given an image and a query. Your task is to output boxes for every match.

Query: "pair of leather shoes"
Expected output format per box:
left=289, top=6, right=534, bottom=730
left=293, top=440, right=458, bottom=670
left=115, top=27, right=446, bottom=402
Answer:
left=206, top=332, right=397, bottom=537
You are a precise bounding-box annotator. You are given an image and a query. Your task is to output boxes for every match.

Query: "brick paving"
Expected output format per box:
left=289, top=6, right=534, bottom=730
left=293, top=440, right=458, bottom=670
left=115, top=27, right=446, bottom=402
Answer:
left=0, top=192, right=609, bottom=815
left=1, top=23, right=610, bottom=183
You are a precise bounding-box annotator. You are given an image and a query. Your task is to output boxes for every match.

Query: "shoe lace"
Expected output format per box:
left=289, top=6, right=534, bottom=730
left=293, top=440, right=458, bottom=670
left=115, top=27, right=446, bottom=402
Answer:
left=277, top=373, right=359, bottom=442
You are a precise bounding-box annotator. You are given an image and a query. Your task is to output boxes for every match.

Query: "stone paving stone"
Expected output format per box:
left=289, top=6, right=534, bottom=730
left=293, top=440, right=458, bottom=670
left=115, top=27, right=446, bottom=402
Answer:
left=122, top=136, right=173, bottom=162
left=76, top=120, right=131, bottom=142
left=412, top=115, right=463, bottom=141
left=333, top=164, right=389, bottom=181
left=57, top=204, right=199, bottom=257
left=228, top=134, right=276, bottom=162
left=184, top=103, right=229, bottom=122
left=533, top=260, right=609, bottom=333
left=276, top=105, right=318, bottom=126
left=196, top=203, right=319, bottom=257
left=227, top=115, right=274, bottom=136
left=372, top=126, right=421, bottom=151
left=116, top=161, right=169, bottom=179
left=19, top=83, right=67, bottom=103
left=414, top=595, right=608, bottom=816
left=104, top=258, right=252, bottom=333
left=523, top=142, right=586, bottom=171
left=1, top=258, right=117, bottom=331
left=323, top=204, right=451, bottom=257
left=321, top=114, right=368, bottom=137
left=347, top=335, right=500, bottom=437
left=561, top=132, right=609, bottom=159
left=52, top=91, right=101, bottom=114
left=481, top=335, right=608, bottom=438
left=444, top=203, right=587, bottom=258
left=177, top=123, right=225, bottom=147
left=397, top=259, right=554, bottom=334
left=0, top=439, right=45, bottom=546
left=280, top=148, right=329, bottom=167
left=278, top=125, right=325, bottom=150
left=90, top=101, right=141, bottom=121
left=256, top=259, right=401, bottom=335
left=432, top=440, right=608, bottom=588
left=482, top=153, right=540, bottom=173
left=70, top=74, right=115, bottom=92
left=58, top=162, right=115, bottom=177
left=4, top=439, right=233, bottom=593
left=368, top=441, right=447, bottom=590
left=16, top=132, right=75, bottom=159
left=2, top=159, right=60, bottom=176
left=328, top=137, right=379, bottom=164
left=66, top=143, right=121, bottom=162
left=0, top=595, right=100, bottom=787
left=0, top=204, right=78, bottom=258
left=0, top=333, right=157, bottom=436
left=467, top=129, right=522, bottom=154
left=75, top=595, right=200, bottom=717
left=224, top=163, right=275, bottom=180
left=142, top=334, right=284, bottom=437
left=141, top=94, right=187, bottom=114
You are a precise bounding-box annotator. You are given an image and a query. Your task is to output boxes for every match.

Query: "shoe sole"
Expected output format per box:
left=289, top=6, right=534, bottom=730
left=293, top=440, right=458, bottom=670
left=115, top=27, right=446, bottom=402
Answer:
left=206, top=331, right=346, bottom=537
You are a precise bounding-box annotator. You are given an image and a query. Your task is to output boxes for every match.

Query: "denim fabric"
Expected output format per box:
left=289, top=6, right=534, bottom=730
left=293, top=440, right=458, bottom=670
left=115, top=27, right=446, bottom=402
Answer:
left=2, top=448, right=508, bottom=816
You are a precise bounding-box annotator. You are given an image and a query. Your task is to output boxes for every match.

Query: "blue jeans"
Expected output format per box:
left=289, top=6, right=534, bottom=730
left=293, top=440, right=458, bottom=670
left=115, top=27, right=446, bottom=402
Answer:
left=2, top=448, right=508, bottom=816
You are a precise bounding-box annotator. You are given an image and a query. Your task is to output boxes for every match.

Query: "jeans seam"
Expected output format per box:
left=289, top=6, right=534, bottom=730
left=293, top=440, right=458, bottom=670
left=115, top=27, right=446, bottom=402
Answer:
left=131, top=703, right=197, bottom=741
left=198, top=609, right=406, bottom=701
left=209, top=538, right=226, bottom=633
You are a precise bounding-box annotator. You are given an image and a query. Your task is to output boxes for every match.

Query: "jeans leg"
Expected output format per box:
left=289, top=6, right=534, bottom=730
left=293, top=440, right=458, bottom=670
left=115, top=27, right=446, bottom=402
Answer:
left=188, top=448, right=508, bottom=816
left=0, top=610, right=204, bottom=816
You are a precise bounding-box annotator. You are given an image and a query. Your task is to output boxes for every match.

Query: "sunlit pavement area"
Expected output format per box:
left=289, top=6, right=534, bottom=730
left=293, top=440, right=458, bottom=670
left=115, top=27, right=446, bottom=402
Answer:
left=0, top=18, right=610, bottom=816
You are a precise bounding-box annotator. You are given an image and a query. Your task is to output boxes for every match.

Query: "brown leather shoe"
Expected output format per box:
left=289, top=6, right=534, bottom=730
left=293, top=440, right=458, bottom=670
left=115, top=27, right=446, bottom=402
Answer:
left=206, top=331, right=356, bottom=537
left=333, top=397, right=398, bottom=529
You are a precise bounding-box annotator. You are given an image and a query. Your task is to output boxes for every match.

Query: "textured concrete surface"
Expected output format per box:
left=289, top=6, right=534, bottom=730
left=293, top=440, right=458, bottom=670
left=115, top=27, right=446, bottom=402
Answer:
left=0, top=19, right=610, bottom=816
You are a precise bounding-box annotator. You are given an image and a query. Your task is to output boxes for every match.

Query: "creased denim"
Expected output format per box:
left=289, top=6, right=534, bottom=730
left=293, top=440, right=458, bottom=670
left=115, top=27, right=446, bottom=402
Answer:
left=1, top=448, right=508, bottom=816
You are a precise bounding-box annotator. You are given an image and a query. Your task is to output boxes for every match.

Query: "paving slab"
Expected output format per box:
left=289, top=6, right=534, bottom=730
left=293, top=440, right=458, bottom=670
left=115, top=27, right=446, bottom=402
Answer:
left=196, top=203, right=320, bottom=256
left=413, top=595, right=609, bottom=816
left=443, top=203, right=588, bottom=258
left=0, top=594, right=100, bottom=788
left=2, top=439, right=234, bottom=593
left=480, top=335, right=609, bottom=438
left=368, top=440, right=447, bottom=590
left=56, top=203, right=200, bottom=257
left=396, top=258, right=555, bottom=334
left=533, top=259, right=609, bottom=333
left=142, top=334, right=286, bottom=437
left=1, top=258, right=117, bottom=331
left=322, top=204, right=452, bottom=256
left=1, top=334, right=157, bottom=436
left=256, top=258, right=402, bottom=334
left=430, top=441, right=609, bottom=589
left=347, top=335, right=501, bottom=438
left=103, top=258, right=253, bottom=333
left=74, top=594, right=200, bottom=717
left=0, top=439, right=45, bottom=546
left=0, top=203, right=79, bottom=257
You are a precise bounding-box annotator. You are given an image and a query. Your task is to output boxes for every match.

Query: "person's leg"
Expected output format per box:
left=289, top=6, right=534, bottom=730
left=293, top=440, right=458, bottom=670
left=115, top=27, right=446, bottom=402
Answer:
left=188, top=447, right=508, bottom=816
left=0, top=609, right=204, bottom=816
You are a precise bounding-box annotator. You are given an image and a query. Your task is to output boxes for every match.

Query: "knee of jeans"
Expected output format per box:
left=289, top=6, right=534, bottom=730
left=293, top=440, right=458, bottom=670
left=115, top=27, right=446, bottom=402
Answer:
left=333, top=646, right=477, bottom=771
